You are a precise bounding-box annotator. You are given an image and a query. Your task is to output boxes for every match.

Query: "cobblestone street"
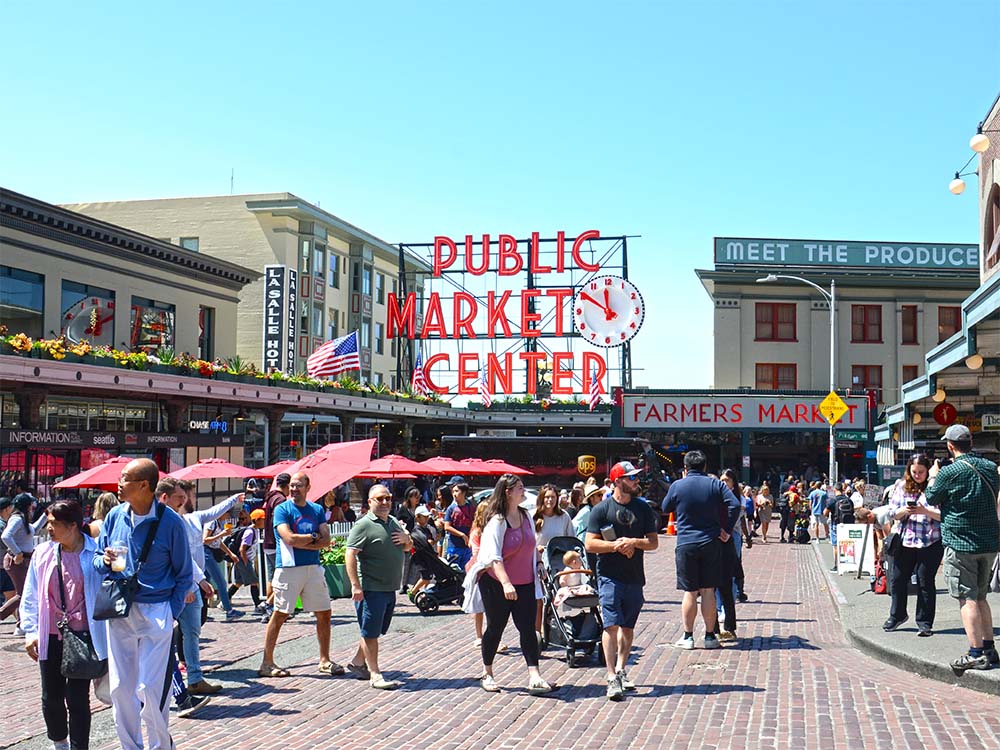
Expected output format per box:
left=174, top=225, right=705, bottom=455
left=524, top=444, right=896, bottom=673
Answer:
left=5, top=537, right=1000, bottom=750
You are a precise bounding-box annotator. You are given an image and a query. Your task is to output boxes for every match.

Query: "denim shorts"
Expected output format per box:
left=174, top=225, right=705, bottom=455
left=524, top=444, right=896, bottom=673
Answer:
left=355, top=590, right=396, bottom=638
left=597, top=576, right=644, bottom=629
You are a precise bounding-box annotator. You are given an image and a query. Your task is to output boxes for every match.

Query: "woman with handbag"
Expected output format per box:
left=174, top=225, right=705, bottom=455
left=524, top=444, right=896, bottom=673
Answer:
left=21, top=499, right=107, bottom=750
left=883, top=454, right=943, bottom=636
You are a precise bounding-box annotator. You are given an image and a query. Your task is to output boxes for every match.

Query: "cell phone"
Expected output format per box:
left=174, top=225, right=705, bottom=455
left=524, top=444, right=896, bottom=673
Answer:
left=906, top=500, right=917, bottom=508
left=600, top=525, right=618, bottom=542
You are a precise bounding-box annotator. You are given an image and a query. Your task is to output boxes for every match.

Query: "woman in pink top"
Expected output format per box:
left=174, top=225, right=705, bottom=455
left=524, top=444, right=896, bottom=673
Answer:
left=462, top=474, right=554, bottom=695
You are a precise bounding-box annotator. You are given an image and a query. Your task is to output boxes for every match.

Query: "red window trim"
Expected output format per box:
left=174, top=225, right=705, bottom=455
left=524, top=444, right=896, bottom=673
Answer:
left=755, top=362, right=797, bottom=390
left=753, top=302, right=797, bottom=342
left=851, top=304, right=883, bottom=344
left=900, top=305, right=919, bottom=346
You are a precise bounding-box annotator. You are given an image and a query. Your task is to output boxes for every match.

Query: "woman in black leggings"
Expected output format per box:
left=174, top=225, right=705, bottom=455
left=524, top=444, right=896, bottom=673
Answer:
left=465, top=474, right=555, bottom=694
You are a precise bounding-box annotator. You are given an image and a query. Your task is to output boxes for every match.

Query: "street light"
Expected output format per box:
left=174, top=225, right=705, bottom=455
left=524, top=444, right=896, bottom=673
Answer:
left=756, top=273, right=839, bottom=483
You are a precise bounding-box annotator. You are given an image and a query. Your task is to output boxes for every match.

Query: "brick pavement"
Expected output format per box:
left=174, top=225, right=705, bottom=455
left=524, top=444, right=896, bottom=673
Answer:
left=5, top=539, right=1000, bottom=750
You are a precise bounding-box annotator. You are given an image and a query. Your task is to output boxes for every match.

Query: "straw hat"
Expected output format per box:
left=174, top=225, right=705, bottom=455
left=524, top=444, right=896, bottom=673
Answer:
left=583, top=478, right=603, bottom=500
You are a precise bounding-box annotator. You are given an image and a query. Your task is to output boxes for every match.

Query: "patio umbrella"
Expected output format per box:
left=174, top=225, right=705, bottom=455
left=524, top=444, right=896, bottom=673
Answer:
left=255, top=459, right=297, bottom=478
left=280, top=438, right=376, bottom=503
left=482, top=459, right=533, bottom=476
left=358, top=454, right=428, bottom=478
left=457, top=458, right=499, bottom=476
left=355, top=471, right=418, bottom=479
left=53, top=456, right=164, bottom=492
left=167, top=458, right=260, bottom=481
left=417, top=456, right=470, bottom=476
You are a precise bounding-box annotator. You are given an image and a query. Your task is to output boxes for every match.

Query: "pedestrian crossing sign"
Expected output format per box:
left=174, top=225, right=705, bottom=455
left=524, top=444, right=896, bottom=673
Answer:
left=819, top=391, right=849, bottom=424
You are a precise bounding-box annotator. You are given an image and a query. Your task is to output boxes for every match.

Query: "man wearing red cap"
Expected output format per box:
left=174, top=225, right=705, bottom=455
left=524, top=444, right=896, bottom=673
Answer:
left=585, top=461, right=659, bottom=702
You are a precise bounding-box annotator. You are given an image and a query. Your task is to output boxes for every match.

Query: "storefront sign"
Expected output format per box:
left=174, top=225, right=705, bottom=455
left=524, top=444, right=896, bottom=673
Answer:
left=836, top=430, right=868, bottom=440
left=622, top=394, right=867, bottom=430
left=932, top=402, right=957, bottom=426
left=1, top=429, right=243, bottom=449
left=389, top=231, right=627, bottom=396
left=714, top=238, right=979, bottom=270
left=263, top=265, right=285, bottom=372
left=286, top=269, right=298, bottom=376
left=983, top=414, right=1000, bottom=432
left=577, top=454, right=597, bottom=477
left=188, top=420, right=229, bottom=433
left=835, top=524, right=876, bottom=575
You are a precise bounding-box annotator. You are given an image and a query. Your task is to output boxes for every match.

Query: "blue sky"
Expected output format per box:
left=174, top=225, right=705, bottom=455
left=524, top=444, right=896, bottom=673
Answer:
left=3, top=1, right=998, bottom=389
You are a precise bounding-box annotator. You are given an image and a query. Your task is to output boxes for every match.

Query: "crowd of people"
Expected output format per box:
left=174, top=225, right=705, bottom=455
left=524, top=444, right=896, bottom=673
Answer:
left=2, top=429, right=999, bottom=748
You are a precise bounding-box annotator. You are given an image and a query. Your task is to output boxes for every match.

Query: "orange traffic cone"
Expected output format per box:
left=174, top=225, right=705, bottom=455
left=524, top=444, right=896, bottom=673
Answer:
left=666, top=513, right=677, bottom=536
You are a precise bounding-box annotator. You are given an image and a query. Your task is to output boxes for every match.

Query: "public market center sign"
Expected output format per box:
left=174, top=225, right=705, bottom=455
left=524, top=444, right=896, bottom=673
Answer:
left=623, top=394, right=869, bottom=431
left=714, top=238, right=979, bottom=269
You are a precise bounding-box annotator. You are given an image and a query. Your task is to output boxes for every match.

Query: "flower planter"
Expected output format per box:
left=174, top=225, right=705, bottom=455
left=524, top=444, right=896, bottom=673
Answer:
left=323, top=564, right=351, bottom=599
left=148, top=363, right=186, bottom=375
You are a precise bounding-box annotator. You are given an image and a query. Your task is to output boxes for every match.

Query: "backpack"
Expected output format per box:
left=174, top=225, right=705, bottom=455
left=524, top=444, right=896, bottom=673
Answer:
left=223, top=526, right=249, bottom=558
left=871, top=559, right=887, bottom=594
left=836, top=495, right=855, bottom=524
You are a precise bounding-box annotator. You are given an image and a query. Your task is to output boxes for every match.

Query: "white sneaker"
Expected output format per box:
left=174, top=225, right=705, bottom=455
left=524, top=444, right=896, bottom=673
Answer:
left=704, top=635, right=721, bottom=650
left=673, top=635, right=695, bottom=650
left=13, top=625, right=25, bottom=638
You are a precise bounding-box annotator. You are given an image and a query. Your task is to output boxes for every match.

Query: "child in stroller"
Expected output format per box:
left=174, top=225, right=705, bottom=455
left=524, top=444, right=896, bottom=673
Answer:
left=541, top=537, right=603, bottom=667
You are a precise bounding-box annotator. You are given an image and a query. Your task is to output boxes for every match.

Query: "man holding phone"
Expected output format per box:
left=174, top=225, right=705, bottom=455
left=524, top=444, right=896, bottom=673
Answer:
left=585, top=461, right=659, bottom=702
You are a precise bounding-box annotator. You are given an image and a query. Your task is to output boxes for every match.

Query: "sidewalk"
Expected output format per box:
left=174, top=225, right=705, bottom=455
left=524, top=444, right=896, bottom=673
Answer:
left=813, top=537, right=1000, bottom=696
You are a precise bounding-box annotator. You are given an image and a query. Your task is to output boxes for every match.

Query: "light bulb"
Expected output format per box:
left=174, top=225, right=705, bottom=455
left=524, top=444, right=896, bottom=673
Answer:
left=965, top=353, right=984, bottom=370
left=949, top=174, right=966, bottom=195
left=912, top=412, right=922, bottom=425
left=970, top=133, right=990, bottom=153
left=932, top=387, right=947, bottom=403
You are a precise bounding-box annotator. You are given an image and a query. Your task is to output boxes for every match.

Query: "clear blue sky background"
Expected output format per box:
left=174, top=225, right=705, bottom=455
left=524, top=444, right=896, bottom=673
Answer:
left=3, top=1, right=998, bottom=388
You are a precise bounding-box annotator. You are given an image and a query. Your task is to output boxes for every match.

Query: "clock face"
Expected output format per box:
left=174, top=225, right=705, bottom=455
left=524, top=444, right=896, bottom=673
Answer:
left=573, top=275, right=645, bottom=347
left=62, top=297, right=115, bottom=346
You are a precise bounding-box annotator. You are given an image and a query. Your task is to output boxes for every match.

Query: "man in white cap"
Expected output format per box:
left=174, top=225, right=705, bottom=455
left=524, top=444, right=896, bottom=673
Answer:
left=926, top=424, right=1000, bottom=674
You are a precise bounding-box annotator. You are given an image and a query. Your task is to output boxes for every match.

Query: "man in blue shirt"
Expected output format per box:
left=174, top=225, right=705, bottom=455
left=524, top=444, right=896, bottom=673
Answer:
left=259, top=471, right=343, bottom=678
left=443, top=479, right=474, bottom=569
left=661, top=451, right=740, bottom=651
left=808, top=483, right=829, bottom=541
left=96, top=458, right=192, bottom=750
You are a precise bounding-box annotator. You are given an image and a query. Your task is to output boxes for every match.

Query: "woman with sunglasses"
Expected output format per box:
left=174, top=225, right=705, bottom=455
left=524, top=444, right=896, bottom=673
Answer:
left=883, top=454, right=943, bottom=636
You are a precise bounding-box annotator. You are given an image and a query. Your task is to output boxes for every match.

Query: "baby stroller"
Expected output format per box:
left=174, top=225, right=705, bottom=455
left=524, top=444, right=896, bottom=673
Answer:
left=539, top=536, right=604, bottom=667
left=409, top=528, right=465, bottom=615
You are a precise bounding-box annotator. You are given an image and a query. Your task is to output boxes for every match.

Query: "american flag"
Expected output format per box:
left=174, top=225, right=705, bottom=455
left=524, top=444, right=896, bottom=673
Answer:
left=411, top=350, right=427, bottom=395
left=589, top=370, right=602, bottom=411
left=307, top=331, right=360, bottom=378
left=478, top=363, right=492, bottom=408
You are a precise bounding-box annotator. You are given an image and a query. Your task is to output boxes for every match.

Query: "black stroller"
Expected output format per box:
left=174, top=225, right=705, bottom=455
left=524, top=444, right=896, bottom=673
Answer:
left=539, top=536, right=604, bottom=667
left=409, top=528, right=465, bottom=615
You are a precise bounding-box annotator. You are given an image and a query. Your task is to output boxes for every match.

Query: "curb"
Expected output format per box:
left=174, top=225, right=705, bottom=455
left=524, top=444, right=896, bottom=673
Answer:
left=810, top=540, right=1000, bottom=697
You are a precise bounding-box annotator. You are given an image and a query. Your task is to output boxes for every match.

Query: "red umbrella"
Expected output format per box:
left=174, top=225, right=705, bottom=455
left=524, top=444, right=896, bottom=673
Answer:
left=280, top=439, right=376, bottom=503
left=252, top=459, right=296, bottom=478
left=482, top=459, right=533, bottom=476
left=417, top=456, right=470, bottom=476
left=358, top=454, right=428, bottom=478
left=355, top=471, right=418, bottom=479
left=168, top=458, right=259, bottom=481
left=458, top=458, right=498, bottom=476
left=53, top=456, right=164, bottom=492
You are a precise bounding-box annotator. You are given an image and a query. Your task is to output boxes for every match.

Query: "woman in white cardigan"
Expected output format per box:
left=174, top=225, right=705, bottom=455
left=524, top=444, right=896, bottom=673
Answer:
left=463, top=474, right=554, bottom=694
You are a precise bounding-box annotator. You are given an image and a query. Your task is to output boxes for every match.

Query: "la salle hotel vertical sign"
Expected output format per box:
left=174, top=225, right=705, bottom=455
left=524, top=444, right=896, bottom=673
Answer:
left=262, top=265, right=297, bottom=375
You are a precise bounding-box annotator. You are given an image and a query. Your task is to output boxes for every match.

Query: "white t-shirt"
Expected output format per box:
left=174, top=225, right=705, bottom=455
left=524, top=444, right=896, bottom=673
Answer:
left=850, top=491, right=865, bottom=509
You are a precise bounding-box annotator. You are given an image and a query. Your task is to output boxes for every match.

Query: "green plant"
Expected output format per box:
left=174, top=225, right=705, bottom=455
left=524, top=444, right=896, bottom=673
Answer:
left=224, top=354, right=256, bottom=375
left=154, top=346, right=178, bottom=365
left=336, top=376, right=362, bottom=392
left=320, top=541, right=347, bottom=566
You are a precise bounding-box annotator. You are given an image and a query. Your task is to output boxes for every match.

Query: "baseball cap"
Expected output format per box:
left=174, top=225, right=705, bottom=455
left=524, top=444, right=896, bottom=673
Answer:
left=446, top=475, right=465, bottom=486
left=250, top=509, right=266, bottom=520
left=0, top=497, right=12, bottom=511
left=275, top=472, right=292, bottom=485
left=414, top=505, right=432, bottom=517
left=609, top=461, right=642, bottom=482
left=943, top=424, right=972, bottom=442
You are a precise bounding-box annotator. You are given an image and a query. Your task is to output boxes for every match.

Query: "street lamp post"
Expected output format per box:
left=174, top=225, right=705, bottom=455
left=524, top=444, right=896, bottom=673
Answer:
left=756, top=274, right=838, bottom=484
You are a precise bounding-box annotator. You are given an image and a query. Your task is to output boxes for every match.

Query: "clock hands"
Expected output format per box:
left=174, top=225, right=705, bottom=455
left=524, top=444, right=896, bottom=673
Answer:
left=579, top=291, right=618, bottom=321
left=602, top=289, right=618, bottom=321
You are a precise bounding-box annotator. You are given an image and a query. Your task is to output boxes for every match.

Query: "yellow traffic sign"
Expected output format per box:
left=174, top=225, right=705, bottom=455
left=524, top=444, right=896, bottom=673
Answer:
left=819, top=391, right=849, bottom=424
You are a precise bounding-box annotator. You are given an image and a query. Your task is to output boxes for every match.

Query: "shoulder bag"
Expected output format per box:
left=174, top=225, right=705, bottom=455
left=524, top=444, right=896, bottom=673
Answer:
left=56, top=545, right=108, bottom=679
left=93, top=504, right=163, bottom=621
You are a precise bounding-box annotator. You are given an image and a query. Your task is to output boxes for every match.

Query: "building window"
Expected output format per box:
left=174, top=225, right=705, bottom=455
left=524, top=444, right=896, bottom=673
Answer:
left=329, top=256, right=340, bottom=289
left=313, top=243, right=326, bottom=278
left=363, top=265, right=373, bottom=296
left=300, top=240, right=311, bottom=275
left=755, top=363, right=796, bottom=390
left=130, top=297, right=175, bottom=353
left=392, top=278, right=398, bottom=299
left=851, top=304, right=882, bottom=343
left=937, top=306, right=961, bottom=343
left=852, top=365, right=883, bottom=398
left=352, top=262, right=361, bottom=293
left=374, top=372, right=383, bottom=386
left=375, top=273, right=385, bottom=305
left=360, top=320, right=371, bottom=350
left=0, top=265, right=45, bottom=338
left=328, top=308, right=339, bottom=340
left=390, top=335, right=396, bottom=358
left=901, top=305, right=918, bottom=345
left=198, top=306, right=215, bottom=360
left=374, top=322, right=384, bottom=354
left=179, top=237, right=199, bottom=252
left=311, top=303, right=324, bottom=337
left=61, top=281, right=115, bottom=346
left=902, top=365, right=918, bottom=384
left=754, top=302, right=796, bottom=341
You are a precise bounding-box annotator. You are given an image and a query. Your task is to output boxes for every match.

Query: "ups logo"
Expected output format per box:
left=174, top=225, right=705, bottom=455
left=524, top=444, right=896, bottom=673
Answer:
left=577, top=455, right=597, bottom=477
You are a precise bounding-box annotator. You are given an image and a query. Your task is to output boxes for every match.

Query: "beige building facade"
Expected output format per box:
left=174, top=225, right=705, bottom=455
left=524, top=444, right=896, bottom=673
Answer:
left=64, top=194, right=430, bottom=388
left=696, top=237, right=982, bottom=408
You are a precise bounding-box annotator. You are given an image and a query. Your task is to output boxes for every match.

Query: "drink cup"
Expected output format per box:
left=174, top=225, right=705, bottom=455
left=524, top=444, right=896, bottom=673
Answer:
left=224, top=521, right=233, bottom=532
left=110, top=544, right=128, bottom=572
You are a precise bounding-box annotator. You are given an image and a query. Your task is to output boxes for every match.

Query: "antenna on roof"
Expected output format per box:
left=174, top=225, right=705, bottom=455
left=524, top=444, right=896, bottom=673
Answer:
left=230, top=168, right=234, bottom=195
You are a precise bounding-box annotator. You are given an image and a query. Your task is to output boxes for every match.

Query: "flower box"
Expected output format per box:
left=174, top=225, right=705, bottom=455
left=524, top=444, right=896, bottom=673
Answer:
left=323, top=564, right=351, bottom=599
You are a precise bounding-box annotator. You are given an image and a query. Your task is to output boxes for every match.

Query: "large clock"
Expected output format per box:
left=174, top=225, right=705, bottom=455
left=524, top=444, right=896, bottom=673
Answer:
left=62, top=297, right=115, bottom=346
left=573, top=275, right=645, bottom=347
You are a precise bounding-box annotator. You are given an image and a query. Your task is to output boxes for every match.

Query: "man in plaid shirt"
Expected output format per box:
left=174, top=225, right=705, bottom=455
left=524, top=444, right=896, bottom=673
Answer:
left=926, top=424, right=1000, bottom=674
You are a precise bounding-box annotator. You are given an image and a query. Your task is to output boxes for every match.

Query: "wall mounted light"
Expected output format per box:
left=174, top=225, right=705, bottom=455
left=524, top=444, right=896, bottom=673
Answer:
left=912, top=411, right=922, bottom=425
left=965, top=352, right=984, bottom=370
left=949, top=172, right=967, bottom=195
left=932, top=387, right=947, bottom=402
left=970, top=123, right=992, bottom=153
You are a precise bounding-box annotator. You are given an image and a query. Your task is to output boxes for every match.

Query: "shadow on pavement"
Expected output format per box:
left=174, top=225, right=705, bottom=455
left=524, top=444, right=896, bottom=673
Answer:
left=193, top=700, right=302, bottom=719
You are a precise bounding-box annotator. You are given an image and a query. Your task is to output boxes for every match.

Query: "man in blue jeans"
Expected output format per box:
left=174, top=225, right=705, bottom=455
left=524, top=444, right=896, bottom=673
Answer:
left=585, top=461, right=659, bottom=702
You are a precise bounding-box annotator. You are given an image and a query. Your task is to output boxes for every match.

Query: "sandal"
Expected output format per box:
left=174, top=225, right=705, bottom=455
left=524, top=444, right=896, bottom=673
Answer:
left=527, top=679, right=556, bottom=695
left=319, top=661, right=346, bottom=676
left=258, top=663, right=290, bottom=678
left=480, top=674, right=501, bottom=693
left=370, top=676, right=402, bottom=690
